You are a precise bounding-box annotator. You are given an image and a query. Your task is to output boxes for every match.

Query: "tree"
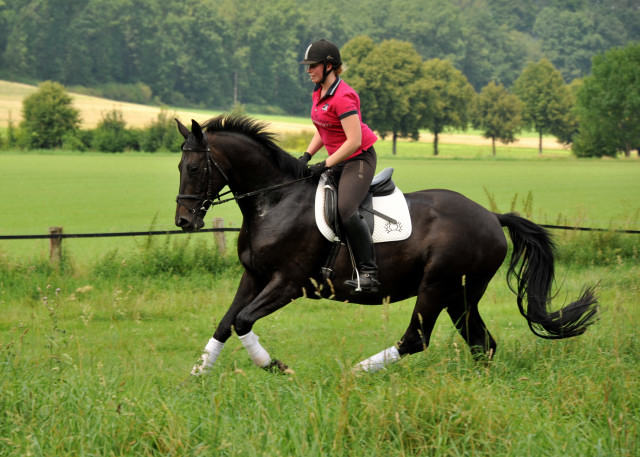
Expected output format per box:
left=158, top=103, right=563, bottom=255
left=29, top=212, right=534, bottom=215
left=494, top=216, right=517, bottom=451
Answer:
left=413, top=58, right=476, bottom=156
left=512, top=58, right=574, bottom=154
left=533, top=8, right=604, bottom=81
left=458, top=2, right=540, bottom=91
left=573, top=43, right=640, bottom=158
left=473, top=82, right=523, bottom=155
left=19, top=81, right=80, bottom=149
left=343, top=37, right=423, bottom=155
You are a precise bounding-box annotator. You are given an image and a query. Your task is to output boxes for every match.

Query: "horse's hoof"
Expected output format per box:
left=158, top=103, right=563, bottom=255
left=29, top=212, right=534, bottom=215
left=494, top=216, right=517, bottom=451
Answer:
left=264, top=359, right=294, bottom=374
left=190, top=354, right=211, bottom=376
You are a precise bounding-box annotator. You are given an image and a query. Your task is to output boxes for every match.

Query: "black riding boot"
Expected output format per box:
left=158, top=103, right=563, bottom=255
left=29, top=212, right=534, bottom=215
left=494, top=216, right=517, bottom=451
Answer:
left=342, top=211, right=380, bottom=293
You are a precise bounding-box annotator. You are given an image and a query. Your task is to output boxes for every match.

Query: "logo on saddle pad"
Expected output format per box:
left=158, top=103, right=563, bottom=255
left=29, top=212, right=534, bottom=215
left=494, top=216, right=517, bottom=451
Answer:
left=314, top=169, right=412, bottom=243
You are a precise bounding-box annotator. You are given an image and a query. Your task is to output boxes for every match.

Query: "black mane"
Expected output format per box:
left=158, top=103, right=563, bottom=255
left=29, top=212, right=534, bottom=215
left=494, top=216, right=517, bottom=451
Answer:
left=201, top=114, right=308, bottom=179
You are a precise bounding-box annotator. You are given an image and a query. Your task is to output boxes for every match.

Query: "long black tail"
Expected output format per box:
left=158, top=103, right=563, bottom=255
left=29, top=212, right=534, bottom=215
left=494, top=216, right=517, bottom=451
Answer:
left=497, top=212, right=598, bottom=339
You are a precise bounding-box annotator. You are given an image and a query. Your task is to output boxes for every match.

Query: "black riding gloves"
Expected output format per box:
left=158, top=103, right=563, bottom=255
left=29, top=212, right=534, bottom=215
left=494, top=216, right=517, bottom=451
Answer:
left=298, top=152, right=312, bottom=164
left=307, top=160, right=328, bottom=177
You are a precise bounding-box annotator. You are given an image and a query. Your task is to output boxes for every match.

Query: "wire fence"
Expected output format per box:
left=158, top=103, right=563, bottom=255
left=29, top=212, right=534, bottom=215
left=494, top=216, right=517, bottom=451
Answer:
left=0, top=223, right=638, bottom=241
left=0, top=227, right=240, bottom=240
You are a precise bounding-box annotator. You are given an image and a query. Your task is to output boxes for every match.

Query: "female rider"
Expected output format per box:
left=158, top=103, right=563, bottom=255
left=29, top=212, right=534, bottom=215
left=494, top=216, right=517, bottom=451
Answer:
left=299, top=39, right=380, bottom=293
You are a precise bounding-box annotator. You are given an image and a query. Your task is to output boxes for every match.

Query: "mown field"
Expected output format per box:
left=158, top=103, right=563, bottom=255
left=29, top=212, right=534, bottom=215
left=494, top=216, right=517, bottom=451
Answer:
left=1, top=148, right=639, bottom=456
left=1, top=149, right=638, bottom=262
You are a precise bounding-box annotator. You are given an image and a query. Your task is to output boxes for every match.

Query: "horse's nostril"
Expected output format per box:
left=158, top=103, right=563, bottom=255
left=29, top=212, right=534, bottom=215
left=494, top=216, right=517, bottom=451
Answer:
left=176, top=216, right=192, bottom=228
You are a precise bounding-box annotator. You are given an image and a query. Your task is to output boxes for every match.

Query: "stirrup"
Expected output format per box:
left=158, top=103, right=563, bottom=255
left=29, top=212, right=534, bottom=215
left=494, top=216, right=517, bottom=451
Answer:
left=345, top=273, right=379, bottom=293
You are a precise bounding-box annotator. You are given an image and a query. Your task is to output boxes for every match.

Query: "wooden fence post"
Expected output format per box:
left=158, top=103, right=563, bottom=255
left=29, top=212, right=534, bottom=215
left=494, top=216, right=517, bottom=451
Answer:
left=49, top=226, right=63, bottom=265
left=212, top=217, right=226, bottom=256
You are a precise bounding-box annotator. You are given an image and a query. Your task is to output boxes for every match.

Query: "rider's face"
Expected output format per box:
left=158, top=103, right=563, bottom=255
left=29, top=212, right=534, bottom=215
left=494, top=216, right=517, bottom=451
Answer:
left=307, top=62, right=324, bottom=84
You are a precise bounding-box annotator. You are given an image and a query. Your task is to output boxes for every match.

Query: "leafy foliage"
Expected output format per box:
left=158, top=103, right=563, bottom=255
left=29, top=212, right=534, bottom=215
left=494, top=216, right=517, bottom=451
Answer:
left=472, top=82, right=523, bottom=155
left=343, top=37, right=423, bottom=155
left=413, top=59, right=476, bottom=155
left=1, top=0, right=639, bottom=114
left=512, top=59, right=574, bottom=154
left=18, top=81, right=80, bottom=149
left=573, top=42, right=640, bottom=158
left=137, top=110, right=184, bottom=153
left=91, top=109, right=129, bottom=153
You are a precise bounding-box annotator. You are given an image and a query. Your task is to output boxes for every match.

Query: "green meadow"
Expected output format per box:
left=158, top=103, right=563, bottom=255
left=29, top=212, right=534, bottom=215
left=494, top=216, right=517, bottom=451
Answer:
left=1, top=146, right=639, bottom=456
left=1, top=147, right=638, bottom=262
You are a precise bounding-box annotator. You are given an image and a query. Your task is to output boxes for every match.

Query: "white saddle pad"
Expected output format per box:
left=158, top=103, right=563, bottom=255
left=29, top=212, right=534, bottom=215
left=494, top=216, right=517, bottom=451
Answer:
left=314, top=173, right=412, bottom=243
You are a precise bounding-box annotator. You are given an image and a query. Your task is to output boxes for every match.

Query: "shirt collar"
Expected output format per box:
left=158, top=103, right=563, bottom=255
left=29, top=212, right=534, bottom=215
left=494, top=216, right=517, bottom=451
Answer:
left=314, top=76, right=342, bottom=98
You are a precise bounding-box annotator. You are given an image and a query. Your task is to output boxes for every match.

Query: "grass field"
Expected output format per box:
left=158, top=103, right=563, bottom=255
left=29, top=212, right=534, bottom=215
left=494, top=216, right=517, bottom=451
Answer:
left=1, top=107, right=639, bottom=455
left=0, top=237, right=638, bottom=455
left=1, top=150, right=639, bottom=263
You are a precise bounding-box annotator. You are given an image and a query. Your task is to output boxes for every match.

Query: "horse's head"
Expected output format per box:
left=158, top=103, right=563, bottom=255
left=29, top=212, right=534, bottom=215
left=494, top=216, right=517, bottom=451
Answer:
left=174, top=119, right=228, bottom=231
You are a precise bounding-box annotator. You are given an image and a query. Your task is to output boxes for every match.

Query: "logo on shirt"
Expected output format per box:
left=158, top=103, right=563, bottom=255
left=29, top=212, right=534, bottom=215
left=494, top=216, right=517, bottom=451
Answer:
left=322, top=103, right=329, bottom=112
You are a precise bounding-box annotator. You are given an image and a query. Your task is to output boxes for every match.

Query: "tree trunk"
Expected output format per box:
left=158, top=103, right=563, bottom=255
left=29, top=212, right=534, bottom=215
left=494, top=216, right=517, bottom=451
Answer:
left=492, top=137, right=496, bottom=156
left=538, top=131, right=543, bottom=155
left=233, top=70, right=239, bottom=106
left=433, top=132, right=439, bottom=156
left=392, top=131, right=398, bottom=155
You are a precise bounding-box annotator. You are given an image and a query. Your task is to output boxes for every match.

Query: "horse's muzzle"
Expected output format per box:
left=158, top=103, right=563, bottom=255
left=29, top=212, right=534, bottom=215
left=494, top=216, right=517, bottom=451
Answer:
left=176, top=214, right=205, bottom=232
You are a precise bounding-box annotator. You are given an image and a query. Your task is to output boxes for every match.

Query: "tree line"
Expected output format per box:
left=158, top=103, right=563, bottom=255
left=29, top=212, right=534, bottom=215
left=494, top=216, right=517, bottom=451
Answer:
left=1, top=1, right=638, bottom=157
left=6, top=39, right=639, bottom=159
left=1, top=0, right=638, bottom=115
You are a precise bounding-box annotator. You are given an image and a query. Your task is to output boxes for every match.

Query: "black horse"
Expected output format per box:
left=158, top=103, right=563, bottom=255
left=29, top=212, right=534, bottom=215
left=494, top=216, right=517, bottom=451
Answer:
left=175, top=115, right=598, bottom=374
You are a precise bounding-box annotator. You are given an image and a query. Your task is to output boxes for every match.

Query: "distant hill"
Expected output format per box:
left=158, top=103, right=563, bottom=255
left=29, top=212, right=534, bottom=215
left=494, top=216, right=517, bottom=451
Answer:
left=0, top=80, right=564, bottom=149
left=0, top=80, right=216, bottom=129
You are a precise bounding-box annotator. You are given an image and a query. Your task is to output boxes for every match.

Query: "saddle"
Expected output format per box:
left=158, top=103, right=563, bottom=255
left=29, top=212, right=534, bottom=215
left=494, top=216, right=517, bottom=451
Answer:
left=323, top=167, right=397, bottom=241
left=316, top=167, right=412, bottom=281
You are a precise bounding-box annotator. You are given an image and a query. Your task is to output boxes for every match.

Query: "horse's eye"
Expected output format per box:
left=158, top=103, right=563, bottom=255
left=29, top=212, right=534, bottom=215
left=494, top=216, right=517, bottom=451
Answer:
left=188, top=164, right=200, bottom=175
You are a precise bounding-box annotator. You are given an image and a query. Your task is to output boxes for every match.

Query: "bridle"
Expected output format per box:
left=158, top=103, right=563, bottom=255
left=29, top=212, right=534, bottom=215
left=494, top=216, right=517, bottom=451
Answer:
left=176, top=132, right=314, bottom=216
left=175, top=132, right=233, bottom=216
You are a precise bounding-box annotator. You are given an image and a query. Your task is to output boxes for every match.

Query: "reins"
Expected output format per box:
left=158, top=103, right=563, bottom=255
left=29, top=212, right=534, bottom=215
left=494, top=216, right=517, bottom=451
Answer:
left=209, top=175, right=314, bottom=207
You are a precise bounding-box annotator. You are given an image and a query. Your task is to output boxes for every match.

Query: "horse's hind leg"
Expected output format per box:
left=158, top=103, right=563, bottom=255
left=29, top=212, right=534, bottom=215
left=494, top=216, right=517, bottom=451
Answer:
left=446, top=280, right=497, bottom=360
left=354, top=281, right=446, bottom=373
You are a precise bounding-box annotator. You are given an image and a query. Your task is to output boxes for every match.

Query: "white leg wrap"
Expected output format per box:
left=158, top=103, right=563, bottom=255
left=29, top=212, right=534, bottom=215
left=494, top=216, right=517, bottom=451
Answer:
left=353, top=346, right=401, bottom=373
left=239, top=331, right=272, bottom=368
left=191, top=337, right=225, bottom=376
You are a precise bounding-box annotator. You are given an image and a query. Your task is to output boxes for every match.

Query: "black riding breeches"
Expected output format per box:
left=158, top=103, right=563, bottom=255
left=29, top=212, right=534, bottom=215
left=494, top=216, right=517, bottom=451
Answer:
left=337, top=146, right=377, bottom=221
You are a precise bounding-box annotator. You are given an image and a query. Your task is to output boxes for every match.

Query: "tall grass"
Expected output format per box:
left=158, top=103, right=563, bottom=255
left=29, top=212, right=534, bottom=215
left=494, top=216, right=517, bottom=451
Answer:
left=1, top=147, right=639, bottom=455
left=1, top=229, right=639, bottom=456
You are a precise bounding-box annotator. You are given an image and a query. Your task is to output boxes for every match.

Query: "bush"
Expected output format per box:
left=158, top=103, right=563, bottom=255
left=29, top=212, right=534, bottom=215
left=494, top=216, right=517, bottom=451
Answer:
left=572, top=127, right=618, bottom=158
left=61, top=132, right=88, bottom=152
left=0, top=116, right=18, bottom=150
left=99, top=82, right=153, bottom=105
left=555, top=229, right=639, bottom=266
left=69, top=82, right=154, bottom=105
left=19, top=81, right=81, bottom=149
left=138, top=110, right=183, bottom=152
left=91, top=109, right=130, bottom=153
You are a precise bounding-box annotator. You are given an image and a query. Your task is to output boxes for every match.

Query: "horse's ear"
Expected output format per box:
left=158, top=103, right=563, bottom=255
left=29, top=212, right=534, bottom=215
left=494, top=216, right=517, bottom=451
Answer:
left=191, top=119, right=205, bottom=143
left=175, top=118, right=191, bottom=139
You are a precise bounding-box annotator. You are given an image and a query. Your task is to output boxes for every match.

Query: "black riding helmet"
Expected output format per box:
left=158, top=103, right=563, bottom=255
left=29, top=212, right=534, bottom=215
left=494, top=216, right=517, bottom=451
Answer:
left=299, top=39, right=342, bottom=84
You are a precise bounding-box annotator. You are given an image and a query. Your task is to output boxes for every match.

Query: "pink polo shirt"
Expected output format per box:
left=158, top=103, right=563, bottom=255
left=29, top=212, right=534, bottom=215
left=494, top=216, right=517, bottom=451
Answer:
left=310, top=77, right=377, bottom=159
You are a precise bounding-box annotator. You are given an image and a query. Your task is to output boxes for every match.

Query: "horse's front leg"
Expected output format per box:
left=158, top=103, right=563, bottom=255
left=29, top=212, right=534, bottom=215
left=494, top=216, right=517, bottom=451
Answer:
left=191, top=271, right=261, bottom=375
left=234, top=272, right=300, bottom=371
left=192, top=271, right=299, bottom=375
